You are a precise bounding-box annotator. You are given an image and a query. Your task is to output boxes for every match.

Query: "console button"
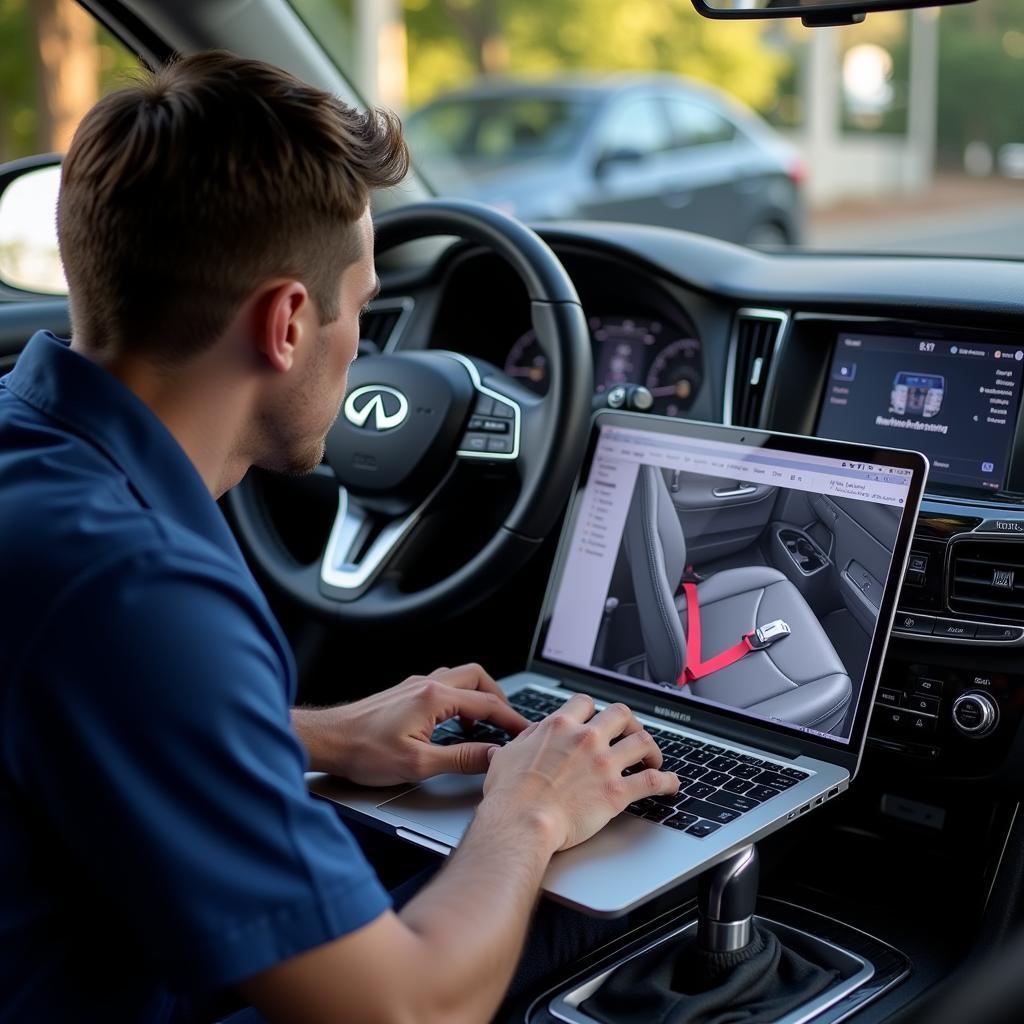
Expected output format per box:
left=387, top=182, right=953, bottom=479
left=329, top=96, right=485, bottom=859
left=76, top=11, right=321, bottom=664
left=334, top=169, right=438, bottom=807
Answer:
left=894, top=612, right=935, bottom=635
left=907, top=695, right=941, bottom=716
left=908, top=552, right=929, bottom=574
left=876, top=708, right=907, bottom=732
left=952, top=692, right=999, bottom=737
left=976, top=623, right=1024, bottom=641
left=934, top=619, right=978, bottom=639
left=905, top=552, right=929, bottom=587
left=876, top=687, right=902, bottom=707
left=906, top=713, right=938, bottom=736
left=914, top=677, right=944, bottom=696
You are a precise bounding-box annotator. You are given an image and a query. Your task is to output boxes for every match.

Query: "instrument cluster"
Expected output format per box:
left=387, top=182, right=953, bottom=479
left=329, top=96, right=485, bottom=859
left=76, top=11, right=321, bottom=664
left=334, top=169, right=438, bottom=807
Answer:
left=505, top=313, right=703, bottom=417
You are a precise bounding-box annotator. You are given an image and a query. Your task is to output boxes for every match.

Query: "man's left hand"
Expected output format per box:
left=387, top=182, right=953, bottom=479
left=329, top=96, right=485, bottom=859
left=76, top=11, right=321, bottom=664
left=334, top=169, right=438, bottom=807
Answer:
left=292, top=664, right=528, bottom=785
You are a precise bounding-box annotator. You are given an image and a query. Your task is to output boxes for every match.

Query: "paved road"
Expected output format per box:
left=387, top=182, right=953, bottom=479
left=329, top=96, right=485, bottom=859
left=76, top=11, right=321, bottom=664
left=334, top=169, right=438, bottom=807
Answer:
left=807, top=199, right=1024, bottom=258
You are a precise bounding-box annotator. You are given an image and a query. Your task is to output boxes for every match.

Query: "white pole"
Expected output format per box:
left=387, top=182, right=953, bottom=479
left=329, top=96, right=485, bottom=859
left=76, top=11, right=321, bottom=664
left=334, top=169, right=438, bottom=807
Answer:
left=907, top=8, right=939, bottom=193
left=804, top=28, right=841, bottom=208
left=355, top=0, right=407, bottom=111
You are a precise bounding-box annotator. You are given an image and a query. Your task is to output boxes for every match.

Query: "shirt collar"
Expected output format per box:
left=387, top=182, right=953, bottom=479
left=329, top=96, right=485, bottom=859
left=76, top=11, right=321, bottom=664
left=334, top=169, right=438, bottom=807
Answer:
left=5, top=331, right=243, bottom=559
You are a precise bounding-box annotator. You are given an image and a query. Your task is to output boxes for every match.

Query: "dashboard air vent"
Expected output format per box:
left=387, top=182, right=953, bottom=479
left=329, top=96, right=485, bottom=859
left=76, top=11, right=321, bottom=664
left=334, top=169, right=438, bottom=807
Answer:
left=358, top=297, right=413, bottom=354
left=729, top=311, right=786, bottom=427
left=949, top=539, right=1024, bottom=622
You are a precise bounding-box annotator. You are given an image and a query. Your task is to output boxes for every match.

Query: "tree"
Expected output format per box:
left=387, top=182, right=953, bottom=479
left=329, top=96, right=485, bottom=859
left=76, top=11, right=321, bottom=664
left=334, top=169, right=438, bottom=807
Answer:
left=30, top=0, right=99, bottom=152
left=935, top=0, right=1024, bottom=165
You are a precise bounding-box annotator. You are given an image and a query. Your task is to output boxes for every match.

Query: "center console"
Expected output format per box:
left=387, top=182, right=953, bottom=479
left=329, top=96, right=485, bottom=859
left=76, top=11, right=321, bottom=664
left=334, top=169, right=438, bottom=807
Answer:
left=752, top=313, right=1024, bottom=776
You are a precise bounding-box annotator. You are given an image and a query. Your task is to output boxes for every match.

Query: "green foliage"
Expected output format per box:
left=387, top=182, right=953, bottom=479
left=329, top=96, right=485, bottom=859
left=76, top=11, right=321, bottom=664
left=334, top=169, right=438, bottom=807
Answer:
left=0, top=0, right=35, bottom=161
left=0, top=2, right=136, bottom=162
left=403, top=0, right=790, bottom=112
left=936, top=0, right=1024, bottom=162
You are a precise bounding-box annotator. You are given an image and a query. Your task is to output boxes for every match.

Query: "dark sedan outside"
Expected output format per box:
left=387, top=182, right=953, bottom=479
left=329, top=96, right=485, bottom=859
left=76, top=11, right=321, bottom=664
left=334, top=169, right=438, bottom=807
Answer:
left=405, top=74, right=805, bottom=246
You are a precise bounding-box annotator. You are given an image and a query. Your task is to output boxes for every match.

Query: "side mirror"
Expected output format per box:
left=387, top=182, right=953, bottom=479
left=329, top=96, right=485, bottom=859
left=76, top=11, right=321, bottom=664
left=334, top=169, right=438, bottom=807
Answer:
left=0, top=155, right=66, bottom=296
left=594, top=148, right=646, bottom=180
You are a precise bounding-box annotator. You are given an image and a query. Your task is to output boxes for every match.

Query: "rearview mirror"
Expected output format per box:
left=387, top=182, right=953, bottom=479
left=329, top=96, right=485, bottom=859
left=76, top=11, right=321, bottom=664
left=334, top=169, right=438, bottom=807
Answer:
left=0, top=155, right=66, bottom=296
left=691, top=0, right=974, bottom=27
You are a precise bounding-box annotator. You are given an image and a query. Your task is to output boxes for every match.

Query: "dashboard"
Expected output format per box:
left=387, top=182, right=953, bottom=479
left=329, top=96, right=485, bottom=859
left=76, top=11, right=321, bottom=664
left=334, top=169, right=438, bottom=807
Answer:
left=374, top=223, right=1024, bottom=784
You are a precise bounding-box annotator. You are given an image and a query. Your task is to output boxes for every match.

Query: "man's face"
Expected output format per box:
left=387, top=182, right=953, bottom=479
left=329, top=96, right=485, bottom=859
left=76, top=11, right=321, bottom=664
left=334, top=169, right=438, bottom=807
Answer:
left=258, top=208, right=378, bottom=475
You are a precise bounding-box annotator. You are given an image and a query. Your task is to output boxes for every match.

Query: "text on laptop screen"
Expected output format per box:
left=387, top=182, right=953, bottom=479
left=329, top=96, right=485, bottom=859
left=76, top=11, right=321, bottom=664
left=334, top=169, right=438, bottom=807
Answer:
left=540, top=425, right=916, bottom=745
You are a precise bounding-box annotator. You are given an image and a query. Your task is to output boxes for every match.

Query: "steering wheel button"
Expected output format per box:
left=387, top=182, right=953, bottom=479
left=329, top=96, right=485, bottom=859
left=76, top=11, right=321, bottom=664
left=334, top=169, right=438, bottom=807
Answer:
left=473, top=396, right=495, bottom=416
left=468, top=417, right=486, bottom=430
left=478, top=418, right=509, bottom=433
left=464, top=435, right=487, bottom=451
left=491, top=402, right=515, bottom=418
left=486, top=436, right=513, bottom=453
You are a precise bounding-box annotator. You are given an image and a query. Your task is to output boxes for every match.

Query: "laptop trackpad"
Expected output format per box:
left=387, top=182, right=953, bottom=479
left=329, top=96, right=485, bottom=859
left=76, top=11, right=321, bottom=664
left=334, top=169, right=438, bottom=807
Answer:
left=378, top=774, right=483, bottom=843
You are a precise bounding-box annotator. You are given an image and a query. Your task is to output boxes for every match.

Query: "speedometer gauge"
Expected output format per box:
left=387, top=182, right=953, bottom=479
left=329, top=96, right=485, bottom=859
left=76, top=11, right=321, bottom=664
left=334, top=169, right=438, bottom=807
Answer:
left=504, top=330, right=548, bottom=395
left=646, top=336, right=702, bottom=416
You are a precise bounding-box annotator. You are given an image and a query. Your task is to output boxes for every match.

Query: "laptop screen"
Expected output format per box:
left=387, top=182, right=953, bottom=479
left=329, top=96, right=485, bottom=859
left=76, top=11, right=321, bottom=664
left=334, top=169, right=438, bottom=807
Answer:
left=534, top=417, right=924, bottom=749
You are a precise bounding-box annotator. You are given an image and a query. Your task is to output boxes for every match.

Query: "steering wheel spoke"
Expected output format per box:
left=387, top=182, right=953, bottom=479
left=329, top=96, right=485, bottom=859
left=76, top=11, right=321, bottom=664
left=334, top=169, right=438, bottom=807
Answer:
left=319, top=486, right=430, bottom=600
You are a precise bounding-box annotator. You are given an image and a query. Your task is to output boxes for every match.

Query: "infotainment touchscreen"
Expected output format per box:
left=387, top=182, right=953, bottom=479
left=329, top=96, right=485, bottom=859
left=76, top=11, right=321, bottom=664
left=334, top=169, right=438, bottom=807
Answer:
left=817, top=332, right=1024, bottom=492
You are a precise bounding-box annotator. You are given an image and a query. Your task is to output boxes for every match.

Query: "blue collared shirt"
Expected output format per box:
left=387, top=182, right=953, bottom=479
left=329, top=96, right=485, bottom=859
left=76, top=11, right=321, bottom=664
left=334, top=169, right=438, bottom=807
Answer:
left=0, top=333, right=390, bottom=1022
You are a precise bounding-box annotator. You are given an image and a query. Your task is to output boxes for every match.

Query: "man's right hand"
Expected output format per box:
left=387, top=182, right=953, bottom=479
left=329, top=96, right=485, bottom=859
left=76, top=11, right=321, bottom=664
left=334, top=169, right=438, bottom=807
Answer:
left=242, top=690, right=678, bottom=1024
left=482, top=692, right=680, bottom=852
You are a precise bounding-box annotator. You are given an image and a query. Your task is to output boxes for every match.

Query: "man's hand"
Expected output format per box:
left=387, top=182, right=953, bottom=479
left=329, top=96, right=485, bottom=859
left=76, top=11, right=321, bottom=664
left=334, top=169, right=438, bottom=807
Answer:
left=250, top=691, right=677, bottom=1024
left=482, top=692, right=680, bottom=852
left=292, top=664, right=528, bottom=786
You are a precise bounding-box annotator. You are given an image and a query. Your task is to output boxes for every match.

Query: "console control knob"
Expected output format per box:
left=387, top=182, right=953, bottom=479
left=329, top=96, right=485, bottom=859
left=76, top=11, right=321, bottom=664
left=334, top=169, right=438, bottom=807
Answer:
left=952, top=692, right=999, bottom=737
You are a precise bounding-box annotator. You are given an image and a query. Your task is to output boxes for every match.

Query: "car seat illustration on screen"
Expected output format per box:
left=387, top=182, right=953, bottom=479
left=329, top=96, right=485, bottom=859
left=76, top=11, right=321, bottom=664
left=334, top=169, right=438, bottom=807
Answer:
left=890, top=372, right=945, bottom=418
left=594, top=465, right=861, bottom=735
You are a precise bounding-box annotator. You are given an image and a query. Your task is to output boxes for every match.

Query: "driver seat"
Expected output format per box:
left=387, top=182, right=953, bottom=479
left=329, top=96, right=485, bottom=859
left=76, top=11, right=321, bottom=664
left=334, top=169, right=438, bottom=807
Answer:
left=622, top=465, right=852, bottom=733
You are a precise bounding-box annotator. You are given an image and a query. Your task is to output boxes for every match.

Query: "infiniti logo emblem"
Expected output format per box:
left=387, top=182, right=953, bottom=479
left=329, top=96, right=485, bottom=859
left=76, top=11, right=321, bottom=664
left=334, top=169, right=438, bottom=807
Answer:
left=343, top=385, right=409, bottom=431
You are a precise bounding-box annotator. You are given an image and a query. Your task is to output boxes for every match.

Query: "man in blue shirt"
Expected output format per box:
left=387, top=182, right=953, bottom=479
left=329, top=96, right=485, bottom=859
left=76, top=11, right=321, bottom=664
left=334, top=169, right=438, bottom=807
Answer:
left=0, top=52, right=678, bottom=1023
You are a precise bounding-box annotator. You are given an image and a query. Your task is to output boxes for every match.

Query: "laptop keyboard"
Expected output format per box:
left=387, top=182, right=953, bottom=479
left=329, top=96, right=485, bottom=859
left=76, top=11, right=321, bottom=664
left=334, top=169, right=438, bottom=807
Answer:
left=430, top=687, right=812, bottom=839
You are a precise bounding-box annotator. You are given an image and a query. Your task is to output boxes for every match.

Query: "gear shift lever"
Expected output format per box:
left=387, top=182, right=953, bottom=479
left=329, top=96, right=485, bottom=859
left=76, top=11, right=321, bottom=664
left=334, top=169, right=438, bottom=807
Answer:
left=583, top=843, right=840, bottom=1022
left=697, top=845, right=759, bottom=953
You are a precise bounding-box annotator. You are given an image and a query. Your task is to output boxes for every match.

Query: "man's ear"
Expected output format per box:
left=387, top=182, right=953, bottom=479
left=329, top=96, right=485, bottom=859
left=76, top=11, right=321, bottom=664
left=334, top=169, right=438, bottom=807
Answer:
left=252, top=281, right=310, bottom=374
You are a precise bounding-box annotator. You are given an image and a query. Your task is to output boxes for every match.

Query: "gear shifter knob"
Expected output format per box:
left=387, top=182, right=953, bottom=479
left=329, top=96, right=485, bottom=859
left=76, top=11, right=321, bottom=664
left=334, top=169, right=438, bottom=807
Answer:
left=697, top=845, right=759, bottom=953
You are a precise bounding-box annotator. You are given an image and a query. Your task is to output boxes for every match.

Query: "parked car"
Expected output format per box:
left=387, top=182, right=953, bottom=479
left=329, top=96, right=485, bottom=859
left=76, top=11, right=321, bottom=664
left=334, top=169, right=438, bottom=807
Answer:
left=405, top=75, right=804, bottom=245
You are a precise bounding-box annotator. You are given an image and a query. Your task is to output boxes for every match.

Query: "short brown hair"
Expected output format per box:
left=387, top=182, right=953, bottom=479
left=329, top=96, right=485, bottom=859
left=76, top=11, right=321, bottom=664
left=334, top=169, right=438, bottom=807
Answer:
left=58, top=50, right=408, bottom=361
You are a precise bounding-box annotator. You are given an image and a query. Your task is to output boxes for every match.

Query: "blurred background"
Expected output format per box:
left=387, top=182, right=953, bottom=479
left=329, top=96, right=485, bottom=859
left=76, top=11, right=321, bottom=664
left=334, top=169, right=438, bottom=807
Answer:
left=2, top=0, right=1024, bottom=256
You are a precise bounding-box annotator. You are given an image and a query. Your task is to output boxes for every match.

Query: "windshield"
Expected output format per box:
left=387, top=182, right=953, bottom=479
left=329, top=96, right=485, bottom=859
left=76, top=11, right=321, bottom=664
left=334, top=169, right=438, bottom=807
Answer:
left=292, top=0, right=1024, bottom=258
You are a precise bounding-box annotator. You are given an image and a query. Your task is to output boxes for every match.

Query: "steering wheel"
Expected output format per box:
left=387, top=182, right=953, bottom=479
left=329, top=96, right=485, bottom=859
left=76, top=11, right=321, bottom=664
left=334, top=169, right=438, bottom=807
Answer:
left=227, top=199, right=593, bottom=623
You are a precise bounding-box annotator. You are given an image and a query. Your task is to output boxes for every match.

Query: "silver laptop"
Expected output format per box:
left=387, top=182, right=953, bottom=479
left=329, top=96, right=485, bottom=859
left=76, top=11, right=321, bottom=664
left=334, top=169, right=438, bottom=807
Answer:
left=310, top=411, right=927, bottom=916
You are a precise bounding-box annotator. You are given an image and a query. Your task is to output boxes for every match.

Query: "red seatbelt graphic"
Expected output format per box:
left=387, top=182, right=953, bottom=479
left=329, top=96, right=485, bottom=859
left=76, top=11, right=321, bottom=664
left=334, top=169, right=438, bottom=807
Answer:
left=678, top=581, right=791, bottom=685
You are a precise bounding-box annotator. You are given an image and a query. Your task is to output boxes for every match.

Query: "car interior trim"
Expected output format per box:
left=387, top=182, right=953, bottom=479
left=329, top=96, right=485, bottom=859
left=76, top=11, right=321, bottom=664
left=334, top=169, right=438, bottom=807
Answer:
left=723, top=307, right=789, bottom=426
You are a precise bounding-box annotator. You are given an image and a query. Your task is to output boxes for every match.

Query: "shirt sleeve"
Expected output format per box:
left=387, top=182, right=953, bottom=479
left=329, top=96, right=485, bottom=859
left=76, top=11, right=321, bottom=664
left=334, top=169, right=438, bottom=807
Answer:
left=7, top=544, right=391, bottom=994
